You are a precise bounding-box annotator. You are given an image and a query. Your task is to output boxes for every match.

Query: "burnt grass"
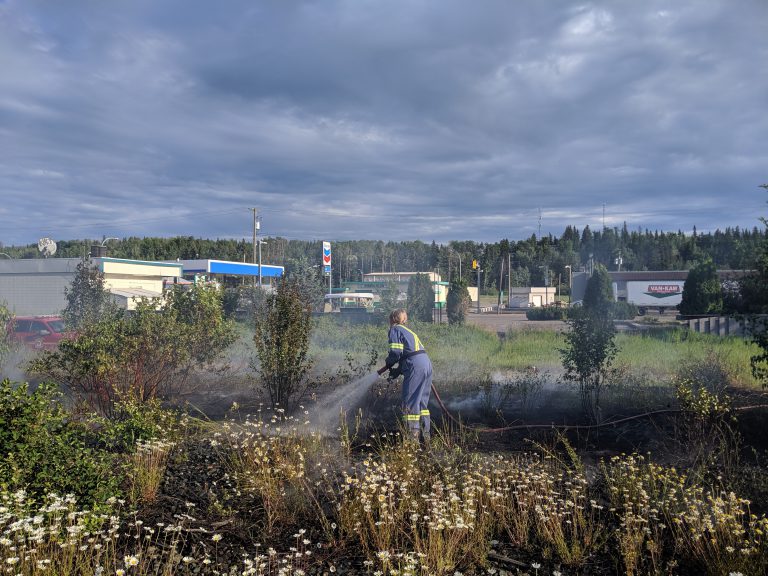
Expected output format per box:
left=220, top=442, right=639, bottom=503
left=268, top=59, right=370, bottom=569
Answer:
left=131, top=382, right=768, bottom=576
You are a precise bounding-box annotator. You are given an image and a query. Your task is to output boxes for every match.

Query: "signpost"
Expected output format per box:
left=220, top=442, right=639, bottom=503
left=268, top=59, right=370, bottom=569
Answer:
left=323, top=241, right=332, bottom=293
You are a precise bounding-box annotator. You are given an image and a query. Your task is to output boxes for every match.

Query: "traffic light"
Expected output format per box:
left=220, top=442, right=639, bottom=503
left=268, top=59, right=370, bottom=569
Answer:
left=472, top=259, right=478, bottom=270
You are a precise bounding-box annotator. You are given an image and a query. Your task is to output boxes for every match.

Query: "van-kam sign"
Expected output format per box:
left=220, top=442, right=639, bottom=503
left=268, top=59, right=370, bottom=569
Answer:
left=644, top=284, right=682, bottom=298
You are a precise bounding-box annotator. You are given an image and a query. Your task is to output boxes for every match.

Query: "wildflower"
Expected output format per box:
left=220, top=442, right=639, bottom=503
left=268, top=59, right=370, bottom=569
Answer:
left=531, top=563, right=541, bottom=571
left=116, top=571, right=125, bottom=576
left=212, top=533, right=223, bottom=542
left=182, top=556, right=192, bottom=563
left=124, top=555, right=139, bottom=567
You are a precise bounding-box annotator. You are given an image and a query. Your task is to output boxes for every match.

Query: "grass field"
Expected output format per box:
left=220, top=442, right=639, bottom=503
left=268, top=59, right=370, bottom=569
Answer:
left=310, top=317, right=762, bottom=388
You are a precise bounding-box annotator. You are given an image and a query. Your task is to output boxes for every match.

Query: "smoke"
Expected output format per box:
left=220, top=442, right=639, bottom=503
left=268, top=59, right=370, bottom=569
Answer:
left=0, top=347, right=37, bottom=385
left=308, top=370, right=381, bottom=435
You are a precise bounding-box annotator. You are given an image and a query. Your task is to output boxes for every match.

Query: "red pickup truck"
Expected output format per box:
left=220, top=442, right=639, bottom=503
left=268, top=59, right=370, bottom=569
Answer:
left=7, top=316, right=73, bottom=351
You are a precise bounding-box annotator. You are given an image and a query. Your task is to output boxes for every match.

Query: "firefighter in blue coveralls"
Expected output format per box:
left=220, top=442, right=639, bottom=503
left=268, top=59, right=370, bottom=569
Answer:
left=378, top=308, right=433, bottom=443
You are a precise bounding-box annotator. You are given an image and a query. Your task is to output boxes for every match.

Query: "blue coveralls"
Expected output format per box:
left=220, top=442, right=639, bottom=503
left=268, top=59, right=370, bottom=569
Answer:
left=386, top=324, right=433, bottom=441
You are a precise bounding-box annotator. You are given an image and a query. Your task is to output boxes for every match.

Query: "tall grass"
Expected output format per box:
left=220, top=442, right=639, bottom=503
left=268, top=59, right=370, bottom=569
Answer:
left=616, top=330, right=759, bottom=387
left=308, top=320, right=762, bottom=388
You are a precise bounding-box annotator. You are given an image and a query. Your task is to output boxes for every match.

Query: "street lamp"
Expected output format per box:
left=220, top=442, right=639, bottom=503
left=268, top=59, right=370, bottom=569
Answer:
left=449, top=249, right=462, bottom=281
left=565, top=265, right=572, bottom=305
left=101, top=237, right=119, bottom=247
left=0, top=253, right=11, bottom=259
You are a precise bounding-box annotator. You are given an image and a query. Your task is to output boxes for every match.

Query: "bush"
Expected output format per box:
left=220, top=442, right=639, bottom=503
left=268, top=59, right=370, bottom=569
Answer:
left=0, top=379, right=120, bottom=507
left=32, top=284, right=236, bottom=416
left=610, top=301, right=639, bottom=320
left=94, top=398, right=180, bottom=453
left=526, top=306, right=568, bottom=321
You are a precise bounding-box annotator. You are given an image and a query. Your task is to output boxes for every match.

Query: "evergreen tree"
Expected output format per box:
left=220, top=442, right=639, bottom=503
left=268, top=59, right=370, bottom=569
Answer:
left=62, top=256, right=119, bottom=329
left=679, top=259, right=723, bottom=315
left=446, top=278, right=471, bottom=325
left=407, top=273, right=434, bottom=323
left=583, top=264, right=614, bottom=311
left=285, top=255, right=326, bottom=312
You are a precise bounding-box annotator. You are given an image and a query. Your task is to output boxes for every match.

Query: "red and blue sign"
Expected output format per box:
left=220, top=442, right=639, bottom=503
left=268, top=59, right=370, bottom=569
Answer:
left=322, top=241, right=332, bottom=275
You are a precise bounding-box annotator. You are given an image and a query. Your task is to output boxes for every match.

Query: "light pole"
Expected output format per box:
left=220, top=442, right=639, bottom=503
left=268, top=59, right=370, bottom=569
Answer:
left=258, top=240, right=267, bottom=288
left=565, top=265, right=572, bottom=305
left=0, top=253, right=11, bottom=259
left=101, top=237, right=119, bottom=247
left=476, top=265, right=482, bottom=314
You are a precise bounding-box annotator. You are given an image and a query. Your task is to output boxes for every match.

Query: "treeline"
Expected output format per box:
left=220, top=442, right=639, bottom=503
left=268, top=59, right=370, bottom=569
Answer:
left=3, top=224, right=767, bottom=294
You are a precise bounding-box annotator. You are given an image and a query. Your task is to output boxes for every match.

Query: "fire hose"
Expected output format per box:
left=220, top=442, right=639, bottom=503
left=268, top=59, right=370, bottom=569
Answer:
left=377, top=366, right=768, bottom=433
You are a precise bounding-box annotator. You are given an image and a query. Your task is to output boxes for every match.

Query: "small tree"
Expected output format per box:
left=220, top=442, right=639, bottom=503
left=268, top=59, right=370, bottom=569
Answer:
left=561, top=266, right=618, bottom=423
left=252, top=278, right=315, bottom=411
left=285, top=256, right=326, bottom=312
left=446, top=278, right=471, bottom=325
left=407, top=273, right=434, bottom=323
left=378, top=280, right=401, bottom=320
left=679, top=259, right=723, bottom=315
left=63, top=256, right=119, bottom=329
left=583, top=264, right=614, bottom=311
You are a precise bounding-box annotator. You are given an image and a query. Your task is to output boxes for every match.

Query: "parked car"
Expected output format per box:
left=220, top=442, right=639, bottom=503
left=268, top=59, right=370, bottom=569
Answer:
left=7, top=315, right=73, bottom=351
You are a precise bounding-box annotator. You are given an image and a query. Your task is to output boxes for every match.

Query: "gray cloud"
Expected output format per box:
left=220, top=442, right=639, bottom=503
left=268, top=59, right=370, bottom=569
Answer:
left=0, top=0, right=766, bottom=246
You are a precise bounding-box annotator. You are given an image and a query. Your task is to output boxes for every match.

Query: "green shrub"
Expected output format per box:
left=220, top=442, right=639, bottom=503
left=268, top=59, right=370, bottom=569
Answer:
left=93, top=398, right=180, bottom=453
left=610, top=301, right=639, bottom=320
left=526, top=306, right=568, bottom=321
left=0, top=379, right=120, bottom=507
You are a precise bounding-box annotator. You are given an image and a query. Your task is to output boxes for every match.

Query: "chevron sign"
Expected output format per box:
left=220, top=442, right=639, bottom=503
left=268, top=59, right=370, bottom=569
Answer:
left=322, top=241, right=332, bottom=275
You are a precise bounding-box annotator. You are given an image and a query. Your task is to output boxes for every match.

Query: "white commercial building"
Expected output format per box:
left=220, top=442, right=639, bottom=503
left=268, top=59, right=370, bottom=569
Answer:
left=0, top=257, right=182, bottom=315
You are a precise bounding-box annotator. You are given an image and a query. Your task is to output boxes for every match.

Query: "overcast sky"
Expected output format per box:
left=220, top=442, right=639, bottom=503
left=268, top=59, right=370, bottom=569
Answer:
left=1, top=1, right=766, bottom=247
